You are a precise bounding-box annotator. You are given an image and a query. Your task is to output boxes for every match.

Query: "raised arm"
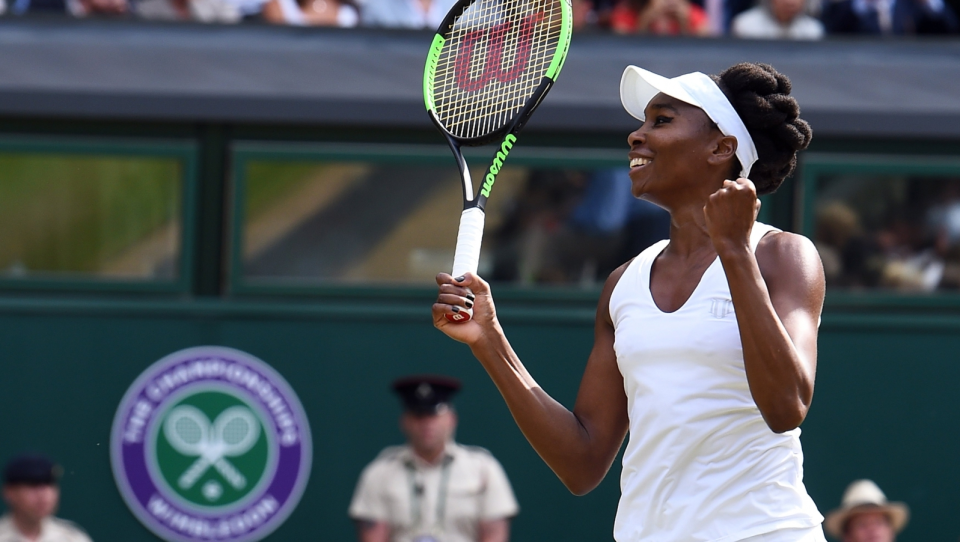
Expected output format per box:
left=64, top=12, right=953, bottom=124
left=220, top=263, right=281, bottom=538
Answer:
left=705, top=178, right=826, bottom=433
left=433, top=270, right=629, bottom=495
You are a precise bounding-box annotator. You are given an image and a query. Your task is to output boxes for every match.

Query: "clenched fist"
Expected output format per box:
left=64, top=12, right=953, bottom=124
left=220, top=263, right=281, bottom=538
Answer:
left=703, top=178, right=761, bottom=255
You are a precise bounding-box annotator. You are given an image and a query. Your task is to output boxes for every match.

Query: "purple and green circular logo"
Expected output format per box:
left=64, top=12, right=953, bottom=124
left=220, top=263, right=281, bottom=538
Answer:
left=111, top=346, right=312, bottom=542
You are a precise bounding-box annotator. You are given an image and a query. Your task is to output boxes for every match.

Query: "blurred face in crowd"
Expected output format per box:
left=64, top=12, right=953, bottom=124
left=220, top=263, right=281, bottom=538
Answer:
left=2, top=483, right=59, bottom=524
left=401, top=406, right=457, bottom=463
left=843, top=511, right=895, bottom=542
left=769, top=0, right=805, bottom=24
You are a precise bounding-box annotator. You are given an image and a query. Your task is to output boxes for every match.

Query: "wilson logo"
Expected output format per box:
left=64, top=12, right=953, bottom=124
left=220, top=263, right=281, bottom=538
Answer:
left=455, top=13, right=543, bottom=92
left=481, top=134, right=517, bottom=198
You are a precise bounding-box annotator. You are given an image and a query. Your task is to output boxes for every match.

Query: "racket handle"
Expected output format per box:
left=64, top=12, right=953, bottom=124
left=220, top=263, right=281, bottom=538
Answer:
left=447, top=207, right=485, bottom=323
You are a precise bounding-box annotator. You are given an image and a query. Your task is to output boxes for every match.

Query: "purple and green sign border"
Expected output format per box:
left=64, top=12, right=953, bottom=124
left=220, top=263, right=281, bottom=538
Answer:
left=111, top=346, right=312, bottom=542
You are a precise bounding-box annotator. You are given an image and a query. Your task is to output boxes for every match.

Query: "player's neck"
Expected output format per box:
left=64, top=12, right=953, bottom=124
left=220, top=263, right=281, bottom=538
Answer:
left=665, top=206, right=713, bottom=258
left=11, top=513, right=44, bottom=541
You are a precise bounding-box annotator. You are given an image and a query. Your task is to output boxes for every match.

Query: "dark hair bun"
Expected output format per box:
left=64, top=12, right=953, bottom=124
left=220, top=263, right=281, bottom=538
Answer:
left=712, top=63, right=812, bottom=196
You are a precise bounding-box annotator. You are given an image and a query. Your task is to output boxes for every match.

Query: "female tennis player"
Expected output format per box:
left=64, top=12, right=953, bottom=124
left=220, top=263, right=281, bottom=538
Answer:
left=433, top=62, right=825, bottom=542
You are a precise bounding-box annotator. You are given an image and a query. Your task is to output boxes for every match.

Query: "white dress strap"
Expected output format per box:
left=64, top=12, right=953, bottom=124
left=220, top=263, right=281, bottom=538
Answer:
left=750, top=221, right=781, bottom=252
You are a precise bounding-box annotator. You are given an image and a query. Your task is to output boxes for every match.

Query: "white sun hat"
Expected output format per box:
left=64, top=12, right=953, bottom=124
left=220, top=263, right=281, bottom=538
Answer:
left=823, top=479, right=910, bottom=538
left=620, top=65, right=759, bottom=179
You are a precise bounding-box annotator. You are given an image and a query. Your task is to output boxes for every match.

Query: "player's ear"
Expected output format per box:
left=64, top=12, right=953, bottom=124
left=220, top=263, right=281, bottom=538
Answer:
left=707, top=134, right=737, bottom=167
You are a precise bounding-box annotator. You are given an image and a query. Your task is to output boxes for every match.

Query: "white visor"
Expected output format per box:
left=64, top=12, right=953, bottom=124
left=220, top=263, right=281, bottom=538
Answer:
left=620, top=65, right=759, bottom=179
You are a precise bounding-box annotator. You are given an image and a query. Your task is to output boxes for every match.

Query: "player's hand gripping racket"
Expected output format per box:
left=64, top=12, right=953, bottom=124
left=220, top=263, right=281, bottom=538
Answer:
left=424, top=0, right=572, bottom=322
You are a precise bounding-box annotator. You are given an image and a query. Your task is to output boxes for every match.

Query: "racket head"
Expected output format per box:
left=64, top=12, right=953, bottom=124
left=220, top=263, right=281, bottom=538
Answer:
left=424, top=0, right=572, bottom=147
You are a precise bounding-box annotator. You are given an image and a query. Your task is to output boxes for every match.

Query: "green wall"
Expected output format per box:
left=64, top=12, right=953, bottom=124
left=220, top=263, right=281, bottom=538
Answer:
left=0, top=299, right=957, bottom=541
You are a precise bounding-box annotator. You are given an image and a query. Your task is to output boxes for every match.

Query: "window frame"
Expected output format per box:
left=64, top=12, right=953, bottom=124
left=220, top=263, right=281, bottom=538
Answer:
left=799, top=152, right=960, bottom=309
left=228, top=141, right=630, bottom=302
left=0, top=136, right=199, bottom=294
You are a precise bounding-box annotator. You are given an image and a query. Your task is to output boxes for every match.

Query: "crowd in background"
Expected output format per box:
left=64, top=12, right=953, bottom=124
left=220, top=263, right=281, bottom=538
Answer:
left=814, top=177, right=960, bottom=292
left=0, top=0, right=957, bottom=36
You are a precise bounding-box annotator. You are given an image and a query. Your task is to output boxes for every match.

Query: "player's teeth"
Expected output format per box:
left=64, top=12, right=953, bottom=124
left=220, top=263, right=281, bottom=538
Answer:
left=630, top=158, right=651, bottom=167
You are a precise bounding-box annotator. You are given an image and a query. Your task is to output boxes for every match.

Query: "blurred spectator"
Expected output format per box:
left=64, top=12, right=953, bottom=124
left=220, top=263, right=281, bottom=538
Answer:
left=0, top=454, right=92, bottom=542
left=702, top=0, right=759, bottom=34
left=610, top=0, right=711, bottom=35
left=820, top=0, right=958, bottom=34
left=572, top=0, right=604, bottom=30
left=5, top=0, right=68, bottom=15
left=360, top=0, right=456, bottom=28
left=547, top=168, right=669, bottom=284
left=490, top=168, right=669, bottom=285
left=67, top=0, right=128, bottom=16
left=261, top=0, right=358, bottom=25
left=3, top=0, right=128, bottom=16
left=489, top=169, right=586, bottom=284
left=823, top=479, right=908, bottom=542
left=813, top=177, right=960, bottom=292
left=135, top=0, right=240, bottom=22
left=925, top=179, right=960, bottom=289
left=0, top=0, right=6, bottom=14
left=732, top=0, right=825, bottom=37
left=815, top=201, right=878, bottom=288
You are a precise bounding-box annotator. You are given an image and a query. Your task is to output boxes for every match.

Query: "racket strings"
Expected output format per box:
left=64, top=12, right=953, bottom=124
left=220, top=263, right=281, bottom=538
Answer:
left=432, top=0, right=561, bottom=140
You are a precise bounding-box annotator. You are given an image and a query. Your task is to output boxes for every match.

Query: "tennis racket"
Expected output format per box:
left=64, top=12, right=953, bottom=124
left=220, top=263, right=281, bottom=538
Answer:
left=424, top=0, right=572, bottom=322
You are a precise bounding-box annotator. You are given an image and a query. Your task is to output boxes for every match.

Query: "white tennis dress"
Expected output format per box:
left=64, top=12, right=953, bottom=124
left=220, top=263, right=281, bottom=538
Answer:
left=609, top=222, right=824, bottom=542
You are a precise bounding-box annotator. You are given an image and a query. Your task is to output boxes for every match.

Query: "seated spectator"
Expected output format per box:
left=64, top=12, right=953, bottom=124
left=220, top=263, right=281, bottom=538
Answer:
left=820, top=0, right=958, bottom=34
left=5, top=0, right=67, bottom=14
left=703, top=0, right=759, bottom=35
left=135, top=0, right=241, bottom=22
left=0, top=454, right=92, bottom=542
left=360, top=0, right=456, bottom=28
left=573, top=0, right=604, bottom=31
left=5, top=0, right=128, bottom=16
left=824, top=479, right=908, bottom=542
left=67, top=0, right=128, bottom=16
left=732, top=0, right=825, bottom=37
left=261, top=0, right=357, bottom=26
left=610, top=0, right=711, bottom=35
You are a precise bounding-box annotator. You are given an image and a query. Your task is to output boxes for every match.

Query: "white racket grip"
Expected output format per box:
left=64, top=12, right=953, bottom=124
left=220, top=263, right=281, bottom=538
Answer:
left=451, top=207, right=486, bottom=278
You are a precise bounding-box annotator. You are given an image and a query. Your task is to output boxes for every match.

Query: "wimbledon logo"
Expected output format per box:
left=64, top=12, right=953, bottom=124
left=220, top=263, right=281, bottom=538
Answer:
left=111, top=346, right=312, bottom=542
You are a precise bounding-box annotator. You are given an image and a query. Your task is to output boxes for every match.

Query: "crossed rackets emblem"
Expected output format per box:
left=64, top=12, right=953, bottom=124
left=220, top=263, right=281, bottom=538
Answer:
left=163, top=405, right=261, bottom=491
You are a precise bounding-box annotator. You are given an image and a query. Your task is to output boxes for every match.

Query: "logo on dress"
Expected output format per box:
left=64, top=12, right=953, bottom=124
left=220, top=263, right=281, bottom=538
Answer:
left=709, top=297, right=735, bottom=319
left=111, top=346, right=312, bottom=542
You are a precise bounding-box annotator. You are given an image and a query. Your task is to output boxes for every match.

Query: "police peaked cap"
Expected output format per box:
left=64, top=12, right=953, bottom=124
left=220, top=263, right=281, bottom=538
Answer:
left=3, top=454, right=61, bottom=485
left=392, top=375, right=461, bottom=414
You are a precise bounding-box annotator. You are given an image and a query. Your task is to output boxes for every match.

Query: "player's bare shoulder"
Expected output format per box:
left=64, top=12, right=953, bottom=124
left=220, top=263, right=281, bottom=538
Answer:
left=597, top=257, right=637, bottom=327
left=755, top=231, right=825, bottom=298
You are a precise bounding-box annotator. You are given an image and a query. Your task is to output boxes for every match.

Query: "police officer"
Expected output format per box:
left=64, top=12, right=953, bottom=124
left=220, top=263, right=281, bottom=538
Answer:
left=0, top=454, right=92, bottom=542
left=349, top=375, right=519, bottom=542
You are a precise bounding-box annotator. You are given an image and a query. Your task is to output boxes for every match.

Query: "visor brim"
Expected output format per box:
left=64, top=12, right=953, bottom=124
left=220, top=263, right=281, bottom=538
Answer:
left=620, top=66, right=703, bottom=121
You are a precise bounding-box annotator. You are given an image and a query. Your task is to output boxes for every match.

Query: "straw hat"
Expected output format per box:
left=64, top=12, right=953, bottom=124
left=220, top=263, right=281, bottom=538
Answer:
left=824, top=480, right=909, bottom=538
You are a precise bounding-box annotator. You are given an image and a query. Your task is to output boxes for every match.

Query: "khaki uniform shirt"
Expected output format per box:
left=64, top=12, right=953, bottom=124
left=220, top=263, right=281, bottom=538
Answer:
left=0, top=515, right=92, bottom=542
left=349, top=443, right=519, bottom=542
